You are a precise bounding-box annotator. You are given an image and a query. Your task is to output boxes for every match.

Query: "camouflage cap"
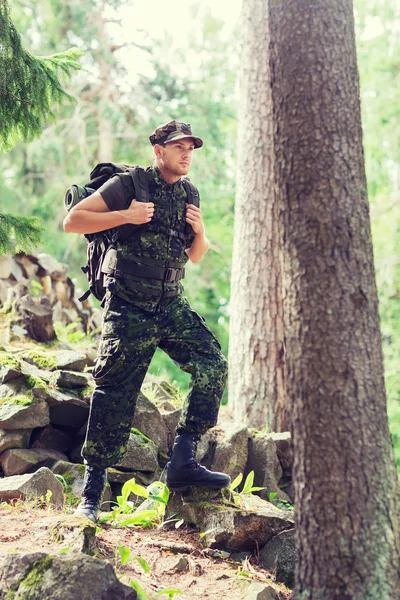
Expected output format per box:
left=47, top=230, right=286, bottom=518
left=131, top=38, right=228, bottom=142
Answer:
left=149, top=120, right=203, bottom=148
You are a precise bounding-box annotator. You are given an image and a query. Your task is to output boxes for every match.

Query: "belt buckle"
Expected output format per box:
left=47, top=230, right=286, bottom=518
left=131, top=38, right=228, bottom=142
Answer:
left=165, top=268, right=176, bottom=282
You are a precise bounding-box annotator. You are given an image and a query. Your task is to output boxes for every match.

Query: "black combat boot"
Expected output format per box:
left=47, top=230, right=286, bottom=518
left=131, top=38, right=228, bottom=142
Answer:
left=166, top=433, right=231, bottom=491
left=73, top=465, right=107, bottom=522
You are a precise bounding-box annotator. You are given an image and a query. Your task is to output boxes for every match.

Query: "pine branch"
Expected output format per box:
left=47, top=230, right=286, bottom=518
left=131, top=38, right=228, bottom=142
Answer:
left=0, top=214, right=43, bottom=255
left=0, top=0, right=84, bottom=151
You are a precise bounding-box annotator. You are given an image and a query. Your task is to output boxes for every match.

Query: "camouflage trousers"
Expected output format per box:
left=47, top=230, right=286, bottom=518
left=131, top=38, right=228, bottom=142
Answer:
left=82, top=292, right=228, bottom=469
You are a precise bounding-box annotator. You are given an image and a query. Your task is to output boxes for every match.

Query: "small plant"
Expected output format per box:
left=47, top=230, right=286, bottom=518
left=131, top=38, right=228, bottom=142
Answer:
left=269, top=491, right=294, bottom=511
left=157, top=589, right=182, bottom=599
left=229, top=471, right=265, bottom=507
left=54, top=320, right=86, bottom=345
left=130, top=579, right=148, bottom=600
left=118, top=545, right=151, bottom=573
left=98, top=477, right=169, bottom=528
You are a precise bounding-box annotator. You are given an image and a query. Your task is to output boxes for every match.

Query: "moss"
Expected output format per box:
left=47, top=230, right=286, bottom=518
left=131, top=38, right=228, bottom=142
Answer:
left=0, top=351, right=21, bottom=371
left=0, top=392, right=33, bottom=407
left=23, top=350, right=57, bottom=371
left=131, top=427, right=154, bottom=444
left=19, top=555, right=53, bottom=591
left=26, top=375, right=49, bottom=392
left=80, top=384, right=94, bottom=400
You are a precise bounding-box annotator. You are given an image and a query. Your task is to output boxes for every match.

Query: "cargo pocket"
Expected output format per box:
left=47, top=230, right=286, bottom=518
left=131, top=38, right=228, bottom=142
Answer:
left=93, top=337, right=125, bottom=386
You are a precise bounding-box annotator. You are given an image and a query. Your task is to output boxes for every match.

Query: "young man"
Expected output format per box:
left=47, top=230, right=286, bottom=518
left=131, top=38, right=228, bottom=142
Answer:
left=63, top=120, right=230, bottom=521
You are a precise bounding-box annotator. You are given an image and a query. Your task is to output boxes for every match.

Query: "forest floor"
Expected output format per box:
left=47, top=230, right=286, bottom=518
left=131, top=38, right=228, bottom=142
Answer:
left=0, top=501, right=291, bottom=600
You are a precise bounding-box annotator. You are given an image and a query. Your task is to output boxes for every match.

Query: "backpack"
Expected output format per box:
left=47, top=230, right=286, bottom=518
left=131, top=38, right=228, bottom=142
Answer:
left=64, top=163, right=200, bottom=303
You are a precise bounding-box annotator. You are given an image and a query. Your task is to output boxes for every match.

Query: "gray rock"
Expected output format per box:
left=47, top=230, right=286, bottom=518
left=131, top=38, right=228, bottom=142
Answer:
left=271, top=432, right=292, bottom=470
left=0, top=255, right=12, bottom=279
left=0, top=428, right=31, bottom=453
left=0, top=364, right=21, bottom=384
left=20, top=358, right=52, bottom=382
left=161, top=407, right=181, bottom=451
left=115, top=432, right=159, bottom=473
left=37, top=252, right=69, bottom=280
left=259, top=529, right=296, bottom=589
left=0, top=447, right=69, bottom=476
left=211, top=424, right=250, bottom=482
left=0, top=466, right=64, bottom=506
left=35, top=515, right=97, bottom=555
left=0, top=376, right=28, bottom=399
left=233, top=579, right=279, bottom=600
left=246, top=433, right=290, bottom=503
left=33, top=386, right=89, bottom=429
left=107, top=468, right=157, bottom=487
left=0, top=551, right=137, bottom=599
left=52, top=350, right=87, bottom=372
left=182, top=493, right=294, bottom=551
left=50, top=370, right=91, bottom=389
left=0, top=395, right=49, bottom=431
left=30, top=424, right=74, bottom=453
left=132, top=393, right=168, bottom=453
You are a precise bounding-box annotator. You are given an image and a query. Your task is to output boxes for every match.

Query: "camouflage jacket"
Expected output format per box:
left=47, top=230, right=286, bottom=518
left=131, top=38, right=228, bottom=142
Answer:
left=100, top=166, right=196, bottom=312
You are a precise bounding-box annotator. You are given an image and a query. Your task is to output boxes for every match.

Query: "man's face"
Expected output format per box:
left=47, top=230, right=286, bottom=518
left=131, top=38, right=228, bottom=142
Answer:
left=156, top=138, right=195, bottom=177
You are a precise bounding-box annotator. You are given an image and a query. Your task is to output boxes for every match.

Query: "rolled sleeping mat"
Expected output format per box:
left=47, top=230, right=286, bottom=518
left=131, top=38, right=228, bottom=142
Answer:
left=64, top=185, right=95, bottom=212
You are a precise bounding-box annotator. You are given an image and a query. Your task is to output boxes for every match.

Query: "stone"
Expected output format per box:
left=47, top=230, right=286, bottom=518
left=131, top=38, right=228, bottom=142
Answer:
left=246, top=433, right=291, bottom=503
left=0, top=395, right=49, bottom=431
left=115, top=432, right=159, bottom=473
left=0, top=466, right=64, bottom=506
left=259, top=529, right=296, bottom=589
left=0, top=447, right=69, bottom=476
left=161, top=407, right=181, bottom=451
left=50, top=369, right=90, bottom=389
left=9, top=257, right=24, bottom=282
left=211, top=424, right=250, bottom=482
left=132, top=393, right=169, bottom=453
left=182, top=493, right=294, bottom=551
left=0, top=255, right=12, bottom=279
left=52, top=350, right=87, bottom=372
left=33, top=386, right=89, bottom=429
left=107, top=468, right=157, bottom=487
left=30, top=424, right=74, bottom=453
left=0, top=551, right=137, bottom=599
left=233, top=579, right=279, bottom=600
left=0, top=364, right=21, bottom=384
left=37, top=253, right=69, bottom=280
left=20, top=358, right=53, bottom=382
left=35, top=515, right=97, bottom=555
left=16, top=254, right=39, bottom=279
left=0, top=428, right=31, bottom=453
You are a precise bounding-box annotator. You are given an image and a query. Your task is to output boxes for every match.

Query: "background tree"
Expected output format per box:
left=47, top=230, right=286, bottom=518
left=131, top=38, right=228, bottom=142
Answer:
left=228, top=0, right=287, bottom=431
left=266, top=0, right=400, bottom=596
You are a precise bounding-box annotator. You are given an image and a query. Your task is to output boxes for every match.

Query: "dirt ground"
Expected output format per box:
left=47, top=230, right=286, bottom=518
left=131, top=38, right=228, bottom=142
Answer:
left=0, top=502, right=291, bottom=600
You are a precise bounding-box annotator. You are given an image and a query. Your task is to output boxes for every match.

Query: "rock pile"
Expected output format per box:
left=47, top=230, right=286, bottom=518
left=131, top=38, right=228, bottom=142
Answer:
left=0, top=251, right=101, bottom=343
left=0, top=342, right=296, bottom=589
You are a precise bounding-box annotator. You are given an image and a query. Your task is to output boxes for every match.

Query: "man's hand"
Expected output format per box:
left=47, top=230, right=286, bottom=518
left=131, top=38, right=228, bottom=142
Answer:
left=123, top=199, right=154, bottom=225
left=186, top=204, right=205, bottom=235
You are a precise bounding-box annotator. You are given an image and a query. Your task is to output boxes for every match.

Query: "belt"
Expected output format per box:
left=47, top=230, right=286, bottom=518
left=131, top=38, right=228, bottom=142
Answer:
left=102, top=251, right=185, bottom=283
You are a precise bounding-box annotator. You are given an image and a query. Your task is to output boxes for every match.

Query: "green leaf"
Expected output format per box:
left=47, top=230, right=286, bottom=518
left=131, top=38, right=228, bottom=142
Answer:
left=119, top=510, right=159, bottom=527
left=132, top=557, right=151, bottom=574
left=130, top=579, right=148, bottom=600
left=149, top=494, right=168, bottom=505
left=118, top=545, right=131, bottom=566
left=230, top=473, right=243, bottom=491
left=269, top=492, right=277, bottom=502
left=157, top=589, right=182, bottom=599
left=121, top=478, right=149, bottom=501
left=242, top=471, right=255, bottom=494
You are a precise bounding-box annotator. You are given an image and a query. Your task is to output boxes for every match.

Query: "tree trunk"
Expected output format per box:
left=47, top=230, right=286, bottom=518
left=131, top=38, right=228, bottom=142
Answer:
left=267, top=0, right=400, bottom=597
left=228, top=0, right=287, bottom=432
left=17, top=295, right=56, bottom=343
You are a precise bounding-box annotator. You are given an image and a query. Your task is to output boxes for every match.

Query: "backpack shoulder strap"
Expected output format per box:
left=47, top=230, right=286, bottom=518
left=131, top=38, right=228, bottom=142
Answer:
left=130, top=166, right=150, bottom=203
left=182, top=178, right=200, bottom=207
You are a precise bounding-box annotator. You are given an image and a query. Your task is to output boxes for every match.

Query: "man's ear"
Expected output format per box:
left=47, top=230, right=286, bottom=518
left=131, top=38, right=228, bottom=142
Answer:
left=154, top=144, right=163, bottom=158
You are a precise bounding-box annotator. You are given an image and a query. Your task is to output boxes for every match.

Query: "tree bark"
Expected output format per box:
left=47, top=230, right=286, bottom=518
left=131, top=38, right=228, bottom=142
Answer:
left=267, top=0, right=400, bottom=597
left=229, top=0, right=287, bottom=431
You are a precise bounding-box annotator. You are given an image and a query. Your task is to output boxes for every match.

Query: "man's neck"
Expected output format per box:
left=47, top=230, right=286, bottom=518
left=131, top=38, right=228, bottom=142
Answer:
left=156, top=165, right=181, bottom=185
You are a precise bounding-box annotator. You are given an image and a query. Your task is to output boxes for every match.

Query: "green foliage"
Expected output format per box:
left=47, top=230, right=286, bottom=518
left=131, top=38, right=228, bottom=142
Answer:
left=0, top=0, right=83, bottom=151
left=0, top=213, right=43, bottom=255
left=229, top=471, right=266, bottom=508
left=98, top=478, right=170, bottom=528
left=54, top=320, right=86, bottom=345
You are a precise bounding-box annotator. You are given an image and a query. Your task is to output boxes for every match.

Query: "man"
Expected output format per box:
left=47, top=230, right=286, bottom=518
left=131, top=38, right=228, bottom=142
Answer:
left=63, top=120, right=230, bottom=522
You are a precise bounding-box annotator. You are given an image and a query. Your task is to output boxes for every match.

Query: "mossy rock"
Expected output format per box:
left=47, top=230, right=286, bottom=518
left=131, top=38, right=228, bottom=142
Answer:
left=22, top=350, right=57, bottom=371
